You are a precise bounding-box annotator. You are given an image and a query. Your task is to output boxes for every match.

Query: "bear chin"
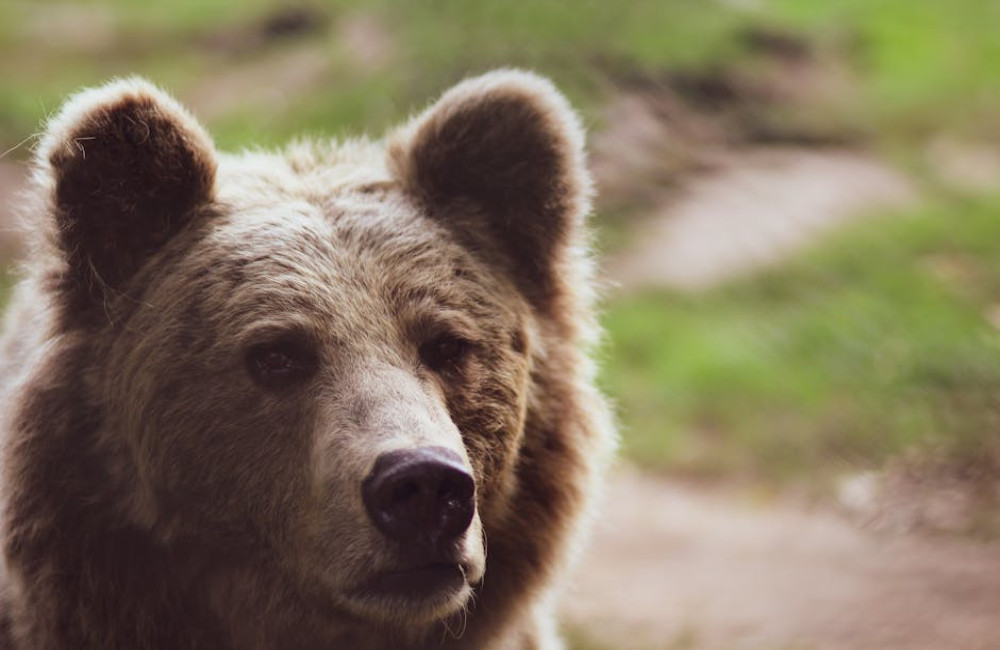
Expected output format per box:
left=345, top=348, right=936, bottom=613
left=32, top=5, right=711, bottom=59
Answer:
left=342, top=564, right=476, bottom=626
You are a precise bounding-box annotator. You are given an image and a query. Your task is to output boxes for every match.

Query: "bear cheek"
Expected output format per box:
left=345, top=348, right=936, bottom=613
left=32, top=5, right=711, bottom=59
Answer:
left=449, top=347, right=530, bottom=507
left=133, top=383, right=316, bottom=541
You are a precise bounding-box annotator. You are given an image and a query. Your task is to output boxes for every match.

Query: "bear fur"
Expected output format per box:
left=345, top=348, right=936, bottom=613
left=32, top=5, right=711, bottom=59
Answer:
left=0, top=71, right=615, bottom=649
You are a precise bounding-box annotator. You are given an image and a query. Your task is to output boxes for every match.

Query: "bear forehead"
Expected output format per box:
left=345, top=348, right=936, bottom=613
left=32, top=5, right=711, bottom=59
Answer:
left=146, top=175, right=512, bottom=346
left=214, top=140, right=393, bottom=206
left=171, top=145, right=506, bottom=315
left=202, top=194, right=471, bottom=294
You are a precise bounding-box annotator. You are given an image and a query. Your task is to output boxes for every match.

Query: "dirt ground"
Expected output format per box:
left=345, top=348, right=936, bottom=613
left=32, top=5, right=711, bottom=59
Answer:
left=562, top=470, right=1000, bottom=650
left=605, top=147, right=916, bottom=292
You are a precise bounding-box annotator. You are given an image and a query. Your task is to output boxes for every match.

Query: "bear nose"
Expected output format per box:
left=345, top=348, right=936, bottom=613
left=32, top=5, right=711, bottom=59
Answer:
left=362, top=446, right=476, bottom=544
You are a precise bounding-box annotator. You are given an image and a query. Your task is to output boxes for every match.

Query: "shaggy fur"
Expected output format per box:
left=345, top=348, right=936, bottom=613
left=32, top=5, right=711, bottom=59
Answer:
left=0, top=71, right=615, bottom=649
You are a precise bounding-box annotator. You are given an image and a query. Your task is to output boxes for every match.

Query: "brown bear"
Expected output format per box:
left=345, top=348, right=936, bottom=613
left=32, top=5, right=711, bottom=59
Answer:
left=0, top=70, right=615, bottom=649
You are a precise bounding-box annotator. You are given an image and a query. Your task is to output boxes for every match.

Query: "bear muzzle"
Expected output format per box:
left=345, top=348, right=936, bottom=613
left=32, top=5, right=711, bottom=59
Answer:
left=351, top=446, right=481, bottom=618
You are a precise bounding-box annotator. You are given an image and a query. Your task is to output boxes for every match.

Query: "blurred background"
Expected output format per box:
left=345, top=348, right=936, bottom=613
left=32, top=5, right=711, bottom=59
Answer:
left=2, top=1, right=999, bottom=648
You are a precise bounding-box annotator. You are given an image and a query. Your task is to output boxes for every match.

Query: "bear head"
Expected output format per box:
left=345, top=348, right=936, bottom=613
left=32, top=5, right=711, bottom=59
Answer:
left=2, top=71, right=609, bottom=648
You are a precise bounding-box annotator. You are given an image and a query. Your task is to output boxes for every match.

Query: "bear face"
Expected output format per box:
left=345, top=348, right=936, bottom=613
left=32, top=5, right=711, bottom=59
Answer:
left=0, top=72, right=614, bottom=649
left=105, top=176, right=536, bottom=625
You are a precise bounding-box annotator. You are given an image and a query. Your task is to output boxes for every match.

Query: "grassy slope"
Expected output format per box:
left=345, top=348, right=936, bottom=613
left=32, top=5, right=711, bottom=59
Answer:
left=603, top=194, right=1000, bottom=484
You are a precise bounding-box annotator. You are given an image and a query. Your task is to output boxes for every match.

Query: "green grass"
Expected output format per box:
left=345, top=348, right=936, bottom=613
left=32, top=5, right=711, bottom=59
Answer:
left=0, top=268, right=11, bottom=308
left=765, top=0, right=1000, bottom=142
left=602, top=193, right=1000, bottom=484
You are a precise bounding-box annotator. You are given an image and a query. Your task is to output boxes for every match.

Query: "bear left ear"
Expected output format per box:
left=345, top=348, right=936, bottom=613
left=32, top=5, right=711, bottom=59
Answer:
left=37, top=77, right=217, bottom=299
left=388, top=70, right=592, bottom=307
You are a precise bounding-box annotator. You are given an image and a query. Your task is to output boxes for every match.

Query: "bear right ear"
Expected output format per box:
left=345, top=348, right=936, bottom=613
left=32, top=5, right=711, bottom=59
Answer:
left=36, top=78, right=216, bottom=302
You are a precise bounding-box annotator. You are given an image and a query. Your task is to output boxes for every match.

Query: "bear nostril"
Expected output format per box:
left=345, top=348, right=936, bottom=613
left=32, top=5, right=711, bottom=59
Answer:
left=363, top=447, right=476, bottom=544
left=390, top=480, right=421, bottom=507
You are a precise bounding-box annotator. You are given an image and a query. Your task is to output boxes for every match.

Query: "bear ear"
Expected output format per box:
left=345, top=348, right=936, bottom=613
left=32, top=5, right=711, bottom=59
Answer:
left=37, top=77, right=216, bottom=297
left=388, top=70, right=592, bottom=307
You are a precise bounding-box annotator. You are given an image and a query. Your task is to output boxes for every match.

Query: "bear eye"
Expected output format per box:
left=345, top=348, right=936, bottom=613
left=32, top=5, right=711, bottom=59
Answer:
left=419, top=335, right=469, bottom=373
left=246, top=334, right=318, bottom=390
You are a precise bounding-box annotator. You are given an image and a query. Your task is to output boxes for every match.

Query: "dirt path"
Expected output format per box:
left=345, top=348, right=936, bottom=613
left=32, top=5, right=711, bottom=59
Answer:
left=605, top=148, right=916, bottom=292
left=185, top=10, right=393, bottom=121
left=562, top=470, right=1000, bottom=650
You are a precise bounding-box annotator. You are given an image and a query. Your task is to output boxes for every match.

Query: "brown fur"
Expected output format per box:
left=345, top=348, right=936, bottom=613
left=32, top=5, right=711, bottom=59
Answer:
left=0, top=71, right=615, bottom=649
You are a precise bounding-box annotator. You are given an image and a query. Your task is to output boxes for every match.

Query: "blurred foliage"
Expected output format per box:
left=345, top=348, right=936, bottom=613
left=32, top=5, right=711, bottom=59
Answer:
left=0, top=0, right=998, bottom=150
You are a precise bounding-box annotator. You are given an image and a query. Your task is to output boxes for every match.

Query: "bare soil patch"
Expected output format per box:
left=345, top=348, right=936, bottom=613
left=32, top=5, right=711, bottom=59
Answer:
left=185, top=43, right=334, bottom=122
left=186, top=9, right=394, bottom=122
left=604, top=147, right=917, bottom=292
left=563, top=470, right=1000, bottom=650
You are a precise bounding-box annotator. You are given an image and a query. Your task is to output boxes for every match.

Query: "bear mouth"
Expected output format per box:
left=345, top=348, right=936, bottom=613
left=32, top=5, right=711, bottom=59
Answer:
left=342, top=561, right=474, bottom=624
left=359, top=562, right=468, bottom=600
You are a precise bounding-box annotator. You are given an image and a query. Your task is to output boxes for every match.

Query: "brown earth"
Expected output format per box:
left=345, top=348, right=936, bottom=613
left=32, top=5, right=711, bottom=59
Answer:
left=562, top=470, right=1000, bottom=650
left=604, top=147, right=917, bottom=292
left=186, top=10, right=393, bottom=121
